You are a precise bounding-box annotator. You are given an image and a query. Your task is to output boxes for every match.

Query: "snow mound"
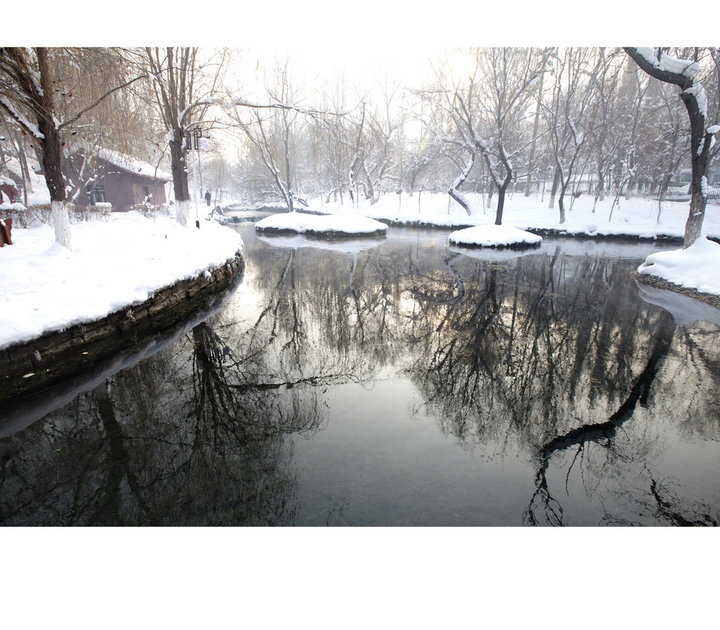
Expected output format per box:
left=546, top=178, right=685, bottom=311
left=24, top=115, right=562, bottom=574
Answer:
left=256, top=211, right=387, bottom=237
left=0, top=213, right=244, bottom=350
left=449, top=224, right=542, bottom=249
left=637, top=237, right=720, bottom=296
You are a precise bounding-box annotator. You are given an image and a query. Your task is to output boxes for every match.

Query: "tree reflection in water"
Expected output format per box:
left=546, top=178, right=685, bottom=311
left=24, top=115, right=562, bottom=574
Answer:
left=0, top=228, right=718, bottom=526
left=397, top=242, right=719, bottom=525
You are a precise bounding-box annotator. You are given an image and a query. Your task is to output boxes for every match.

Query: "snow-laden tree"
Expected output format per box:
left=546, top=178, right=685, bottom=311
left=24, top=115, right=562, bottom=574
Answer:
left=625, top=47, right=720, bottom=247
left=542, top=48, right=601, bottom=224
left=422, top=48, right=547, bottom=223
left=227, top=61, right=304, bottom=212
left=0, top=47, right=145, bottom=249
left=130, top=47, right=227, bottom=227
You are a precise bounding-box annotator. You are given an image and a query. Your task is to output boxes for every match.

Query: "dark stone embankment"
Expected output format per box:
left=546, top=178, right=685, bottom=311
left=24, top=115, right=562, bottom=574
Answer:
left=0, top=252, right=245, bottom=404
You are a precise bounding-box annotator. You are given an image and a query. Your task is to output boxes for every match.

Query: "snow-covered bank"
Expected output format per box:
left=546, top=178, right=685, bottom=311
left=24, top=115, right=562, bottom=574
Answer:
left=309, top=191, right=720, bottom=241
left=255, top=211, right=388, bottom=237
left=0, top=213, right=244, bottom=349
left=637, top=237, right=720, bottom=298
left=449, top=224, right=542, bottom=249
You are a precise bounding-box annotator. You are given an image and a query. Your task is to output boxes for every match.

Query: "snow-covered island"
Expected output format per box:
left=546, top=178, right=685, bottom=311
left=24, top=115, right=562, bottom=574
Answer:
left=0, top=212, right=244, bottom=350
left=255, top=211, right=388, bottom=238
left=449, top=224, right=542, bottom=249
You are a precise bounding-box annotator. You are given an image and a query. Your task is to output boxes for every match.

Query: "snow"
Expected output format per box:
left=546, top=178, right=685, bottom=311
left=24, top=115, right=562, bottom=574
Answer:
left=308, top=190, right=720, bottom=241
left=93, top=146, right=171, bottom=181
left=635, top=48, right=700, bottom=79
left=449, top=224, right=542, bottom=248
left=0, top=213, right=243, bottom=350
left=0, top=201, right=25, bottom=212
left=637, top=237, right=720, bottom=296
left=255, top=210, right=388, bottom=236
left=684, top=84, right=708, bottom=119
left=0, top=95, right=44, bottom=139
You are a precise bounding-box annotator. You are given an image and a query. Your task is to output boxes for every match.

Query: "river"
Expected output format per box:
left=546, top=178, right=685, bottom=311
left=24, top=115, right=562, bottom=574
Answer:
left=1, top=223, right=718, bottom=526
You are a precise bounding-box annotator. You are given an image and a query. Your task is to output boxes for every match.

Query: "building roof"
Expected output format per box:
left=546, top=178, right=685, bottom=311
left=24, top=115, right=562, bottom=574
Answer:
left=94, top=146, right=172, bottom=182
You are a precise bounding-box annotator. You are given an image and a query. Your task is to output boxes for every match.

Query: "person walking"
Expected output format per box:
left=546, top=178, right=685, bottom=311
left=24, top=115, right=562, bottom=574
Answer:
left=204, top=190, right=211, bottom=206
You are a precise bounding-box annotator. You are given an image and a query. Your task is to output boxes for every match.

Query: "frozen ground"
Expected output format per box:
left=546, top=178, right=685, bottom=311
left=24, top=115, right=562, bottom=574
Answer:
left=0, top=213, right=243, bottom=350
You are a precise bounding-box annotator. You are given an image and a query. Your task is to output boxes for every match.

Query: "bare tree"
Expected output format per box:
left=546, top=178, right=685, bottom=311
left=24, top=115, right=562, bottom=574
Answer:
left=0, top=47, right=146, bottom=248
left=542, top=48, right=600, bottom=224
left=422, top=48, right=547, bottom=223
left=132, top=47, right=227, bottom=227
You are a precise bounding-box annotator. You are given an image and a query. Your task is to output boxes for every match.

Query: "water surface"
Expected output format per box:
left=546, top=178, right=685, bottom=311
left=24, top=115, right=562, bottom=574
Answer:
left=1, top=225, right=718, bottom=526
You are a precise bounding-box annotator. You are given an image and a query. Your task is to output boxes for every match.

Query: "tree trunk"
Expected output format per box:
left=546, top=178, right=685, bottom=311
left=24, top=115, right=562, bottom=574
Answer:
left=685, top=173, right=707, bottom=245
left=36, top=55, right=72, bottom=250
left=495, top=183, right=508, bottom=225
left=169, top=129, right=191, bottom=226
left=525, top=70, right=545, bottom=197
left=624, top=48, right=713, bottom=248
left=557, top=191, right=566, bottom=224
left=448, top=153, right=475, bottom=216
left=548, top=166, right=560, bottom=209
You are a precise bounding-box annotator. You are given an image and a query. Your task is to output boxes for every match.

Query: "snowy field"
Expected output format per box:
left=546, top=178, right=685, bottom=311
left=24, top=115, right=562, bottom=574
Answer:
left=310, top=191, right=720, bottom=240
left=0, top=213, right=243, bottom=349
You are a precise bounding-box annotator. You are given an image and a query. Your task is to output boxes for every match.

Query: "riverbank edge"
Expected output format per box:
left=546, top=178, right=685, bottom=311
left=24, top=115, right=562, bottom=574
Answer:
left=0, top=251, right=245, bottom=402
left=632, top=271, right=720, bottom=309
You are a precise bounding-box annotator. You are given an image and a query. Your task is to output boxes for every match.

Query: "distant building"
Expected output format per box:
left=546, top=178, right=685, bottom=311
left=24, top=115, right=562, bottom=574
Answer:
left=66, top=146, right=171, bottom=212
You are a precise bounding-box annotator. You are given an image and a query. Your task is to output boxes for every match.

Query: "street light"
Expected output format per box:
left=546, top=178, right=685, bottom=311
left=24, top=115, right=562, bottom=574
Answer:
left=185, top=126, right=208, bottom=228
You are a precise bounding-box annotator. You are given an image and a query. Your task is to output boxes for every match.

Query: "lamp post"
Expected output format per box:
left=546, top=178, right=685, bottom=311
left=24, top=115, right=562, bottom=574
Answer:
left=186, top=126, right=207, bottom=228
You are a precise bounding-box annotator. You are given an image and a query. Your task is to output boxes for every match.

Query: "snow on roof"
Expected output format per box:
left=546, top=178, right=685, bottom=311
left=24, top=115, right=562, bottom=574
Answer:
left=94, top=146, right=171, bottom=181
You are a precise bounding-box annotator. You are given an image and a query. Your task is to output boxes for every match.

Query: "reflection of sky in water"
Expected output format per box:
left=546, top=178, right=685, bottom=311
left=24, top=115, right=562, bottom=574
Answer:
left=291, top=377, right=534, bottom=526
